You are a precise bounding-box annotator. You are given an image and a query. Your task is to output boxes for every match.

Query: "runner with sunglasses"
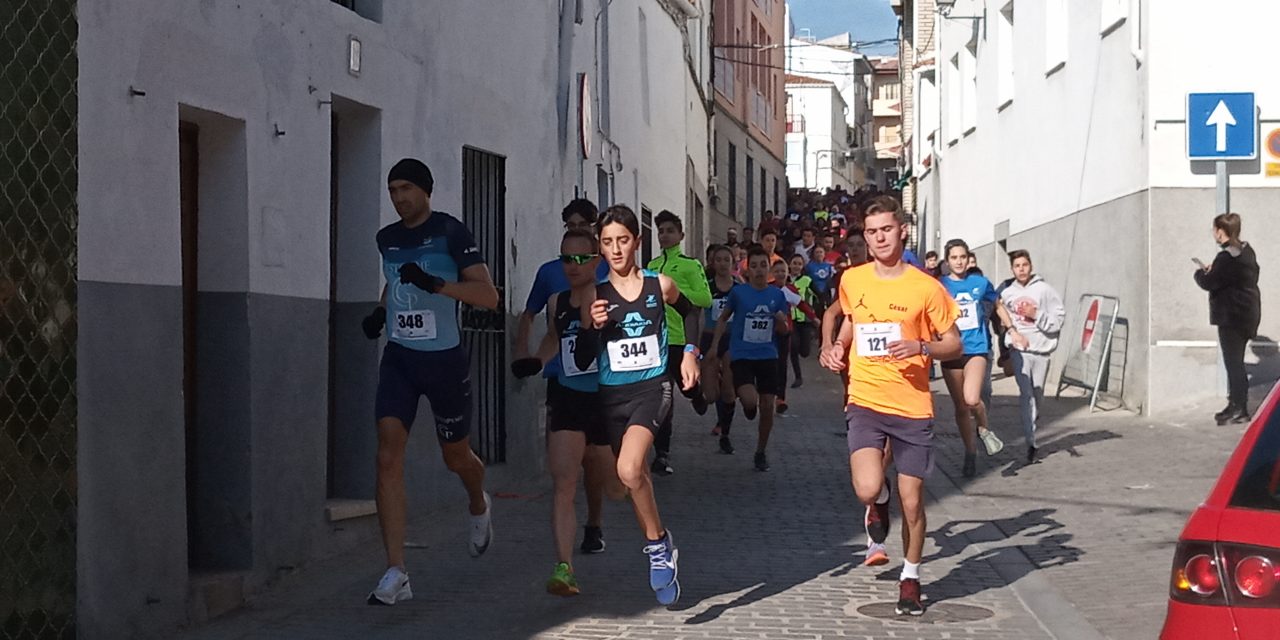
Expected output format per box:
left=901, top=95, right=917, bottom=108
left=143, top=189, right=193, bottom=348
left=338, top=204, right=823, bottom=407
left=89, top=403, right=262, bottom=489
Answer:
left=572, top=205, right=700, bottom=605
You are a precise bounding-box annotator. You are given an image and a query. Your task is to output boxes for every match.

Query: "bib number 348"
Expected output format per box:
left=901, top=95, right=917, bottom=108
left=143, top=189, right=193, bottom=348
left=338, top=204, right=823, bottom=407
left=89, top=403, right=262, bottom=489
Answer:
left=393, top=310, right=437, bottom=340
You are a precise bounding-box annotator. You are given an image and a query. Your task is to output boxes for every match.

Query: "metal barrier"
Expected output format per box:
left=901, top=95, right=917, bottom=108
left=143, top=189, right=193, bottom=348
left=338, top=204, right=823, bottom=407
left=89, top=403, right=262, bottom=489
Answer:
left=0, top=1, right=78, bottom=637
left=1056, top=294, right=1120, bottom=413
left=461, top=147, right=508, bottom=464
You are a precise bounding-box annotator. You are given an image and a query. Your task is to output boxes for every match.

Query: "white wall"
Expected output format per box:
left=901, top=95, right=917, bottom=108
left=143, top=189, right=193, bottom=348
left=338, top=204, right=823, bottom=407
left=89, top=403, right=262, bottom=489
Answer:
left=785, top=83, right=855, bottom=191
left=935, top=0, right=1149, bottom=247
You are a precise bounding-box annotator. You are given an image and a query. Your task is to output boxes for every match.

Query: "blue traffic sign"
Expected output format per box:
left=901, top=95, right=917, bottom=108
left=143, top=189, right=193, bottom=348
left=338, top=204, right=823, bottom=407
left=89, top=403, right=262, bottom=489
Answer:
left=1187, top=92, right=1257, bottom=161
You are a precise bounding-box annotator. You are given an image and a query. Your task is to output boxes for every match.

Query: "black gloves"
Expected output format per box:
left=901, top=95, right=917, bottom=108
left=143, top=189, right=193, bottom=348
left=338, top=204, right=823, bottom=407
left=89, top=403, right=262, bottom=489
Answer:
left=399, top=263, right=446, bottom=293
left=511, top=357, right=543, bottom=379
left=362, top=306, right=385, bottom=340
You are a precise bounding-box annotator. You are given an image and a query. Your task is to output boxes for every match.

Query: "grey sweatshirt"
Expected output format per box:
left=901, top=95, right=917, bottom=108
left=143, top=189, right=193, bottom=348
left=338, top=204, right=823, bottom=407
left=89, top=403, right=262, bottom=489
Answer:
left=999, top=275, right=1066, bottom=354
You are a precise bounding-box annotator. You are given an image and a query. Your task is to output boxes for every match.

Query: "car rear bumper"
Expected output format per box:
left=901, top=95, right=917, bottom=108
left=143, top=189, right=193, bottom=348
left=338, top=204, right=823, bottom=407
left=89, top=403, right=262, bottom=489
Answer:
left=1160, top=600, right=1237, bottom=640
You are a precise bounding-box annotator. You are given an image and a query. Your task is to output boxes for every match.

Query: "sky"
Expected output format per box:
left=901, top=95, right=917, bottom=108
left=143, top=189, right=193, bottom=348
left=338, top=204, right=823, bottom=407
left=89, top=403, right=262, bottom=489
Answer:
left=786, top=0, right=899, bottom=55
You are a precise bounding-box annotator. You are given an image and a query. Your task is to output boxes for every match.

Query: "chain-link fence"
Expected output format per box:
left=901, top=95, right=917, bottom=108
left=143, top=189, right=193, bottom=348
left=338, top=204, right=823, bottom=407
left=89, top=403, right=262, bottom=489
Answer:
left=1, top=1, right=78, bottom=638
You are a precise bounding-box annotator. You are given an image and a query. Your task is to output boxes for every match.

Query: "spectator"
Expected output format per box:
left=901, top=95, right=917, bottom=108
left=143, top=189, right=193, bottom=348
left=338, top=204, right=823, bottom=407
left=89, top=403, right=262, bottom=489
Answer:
left=726, top=227, right=739, bottom=247
left=924, top=251, right=941, bottom=278
left=1194, top=212, right=1262, bottom=425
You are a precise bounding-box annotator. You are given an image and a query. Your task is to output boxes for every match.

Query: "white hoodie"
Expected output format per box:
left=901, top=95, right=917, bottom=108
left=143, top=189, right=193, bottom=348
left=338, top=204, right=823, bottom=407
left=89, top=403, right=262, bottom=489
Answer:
left=999, top=275, right=1066, bottom=354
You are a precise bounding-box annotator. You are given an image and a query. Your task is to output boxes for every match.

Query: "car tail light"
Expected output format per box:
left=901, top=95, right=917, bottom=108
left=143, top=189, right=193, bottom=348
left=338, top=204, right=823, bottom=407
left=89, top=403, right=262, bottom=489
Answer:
left=1235, top=556, right=1279, bottom=599
left=1171, top=541, right=1280, bottom=608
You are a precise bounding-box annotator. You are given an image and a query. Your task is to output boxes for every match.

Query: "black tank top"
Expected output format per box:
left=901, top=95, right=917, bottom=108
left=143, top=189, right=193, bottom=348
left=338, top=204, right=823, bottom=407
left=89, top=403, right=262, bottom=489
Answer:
left=595, top=271, right=668, bottom=386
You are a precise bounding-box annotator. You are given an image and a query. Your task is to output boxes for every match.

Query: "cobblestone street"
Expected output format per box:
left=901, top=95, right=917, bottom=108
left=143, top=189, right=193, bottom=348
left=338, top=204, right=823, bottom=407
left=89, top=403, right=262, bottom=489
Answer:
left=179, top=362, right=1253, bottom=640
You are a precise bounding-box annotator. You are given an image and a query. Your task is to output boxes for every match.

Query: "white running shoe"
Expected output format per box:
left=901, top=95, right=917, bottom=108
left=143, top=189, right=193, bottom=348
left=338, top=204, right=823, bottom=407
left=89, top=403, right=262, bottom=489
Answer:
left=367, top=567, right=412, bottom=606
left=980, top=429, right=1005, bottom=456
left=469, top=492, right=493, bottom=557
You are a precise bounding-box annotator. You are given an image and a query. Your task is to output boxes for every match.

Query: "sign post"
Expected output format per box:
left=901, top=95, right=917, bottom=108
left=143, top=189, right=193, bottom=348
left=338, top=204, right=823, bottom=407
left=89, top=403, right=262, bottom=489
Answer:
left=1187, top=92, right=1257, bottom=213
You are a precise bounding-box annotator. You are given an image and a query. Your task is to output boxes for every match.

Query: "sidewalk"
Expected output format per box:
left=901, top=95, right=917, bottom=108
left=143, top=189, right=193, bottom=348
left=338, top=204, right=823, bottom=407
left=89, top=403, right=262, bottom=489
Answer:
left=178, top=360, right=1254, bottom=639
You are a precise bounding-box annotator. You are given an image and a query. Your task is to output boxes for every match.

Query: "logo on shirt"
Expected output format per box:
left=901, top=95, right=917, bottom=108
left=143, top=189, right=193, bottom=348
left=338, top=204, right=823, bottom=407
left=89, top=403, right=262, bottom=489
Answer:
left=606, top=303, right=620, bottom=313
left=854, top=294, right=868, bottom=310
left=620, top=312, right=652, bottom=338
left=646, top=294, right=658, bottom=309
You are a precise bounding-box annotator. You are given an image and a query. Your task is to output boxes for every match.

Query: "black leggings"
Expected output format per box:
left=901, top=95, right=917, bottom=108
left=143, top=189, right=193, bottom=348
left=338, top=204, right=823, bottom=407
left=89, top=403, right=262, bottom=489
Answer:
left=789, top=322, right=814, bottom=378
left=776, top=333, right=792, bottom=401
left=1219, top=325, right=1252, bottom=407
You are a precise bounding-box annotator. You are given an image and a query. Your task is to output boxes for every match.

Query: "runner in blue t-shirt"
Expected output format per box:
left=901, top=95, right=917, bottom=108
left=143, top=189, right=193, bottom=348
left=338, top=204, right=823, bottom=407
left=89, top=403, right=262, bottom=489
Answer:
left=511, top=199, right=612, bottom=557
left=360, top=159, right=499, bottom=606
left=708, top=247, right=791, bottom=472
left=937, top=239, right=1005, bottom=478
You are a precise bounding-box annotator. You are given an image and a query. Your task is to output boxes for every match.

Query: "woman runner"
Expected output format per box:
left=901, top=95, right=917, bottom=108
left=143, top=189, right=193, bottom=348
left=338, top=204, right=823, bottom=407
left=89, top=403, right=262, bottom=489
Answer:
left=939, top=239, right=1005, bottom=477
left=701, top=244, right=740, bottom=453
left=573, top=205, right=700, bottom=606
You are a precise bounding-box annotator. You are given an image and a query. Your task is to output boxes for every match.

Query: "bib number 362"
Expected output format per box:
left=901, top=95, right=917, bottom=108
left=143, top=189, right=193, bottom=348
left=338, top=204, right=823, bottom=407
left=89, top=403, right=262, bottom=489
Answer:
left=855, top=322, right=902, bottom=357
left=393, top=310, right=437, bottom=340
left=607, top=335, right=660, bottom=372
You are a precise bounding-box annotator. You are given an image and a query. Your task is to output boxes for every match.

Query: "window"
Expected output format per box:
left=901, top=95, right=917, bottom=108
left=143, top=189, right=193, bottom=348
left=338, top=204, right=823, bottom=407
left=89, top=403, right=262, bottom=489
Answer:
left=746, top=155, right=755, bottom=227
left=728, top=143, right=738, bottom=219
left=962, top=38, right=978, bottom=134
left=1228, top=408, right=1280, bottom=512
left=760, top=167, right=766, bottom=220
left=997, top=2, right=1014, bottom=109
left=330, top=0, right=382, bottom=22
left=773, top=177, right=780, bottom=216
left=1045, top=0, right=1068, bottom=74
left=639, top=8, right=651, bottom=125
left=640, top=206, right=654, bottom=266
left=1100, top=0, right=1127, bottom=35
left=947, top=54, right=961, bottom=143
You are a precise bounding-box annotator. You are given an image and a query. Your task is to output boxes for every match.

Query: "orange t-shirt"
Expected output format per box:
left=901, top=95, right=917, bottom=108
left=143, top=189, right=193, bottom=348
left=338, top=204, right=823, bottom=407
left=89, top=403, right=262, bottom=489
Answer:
left=838, top=263, right=959, bottom=419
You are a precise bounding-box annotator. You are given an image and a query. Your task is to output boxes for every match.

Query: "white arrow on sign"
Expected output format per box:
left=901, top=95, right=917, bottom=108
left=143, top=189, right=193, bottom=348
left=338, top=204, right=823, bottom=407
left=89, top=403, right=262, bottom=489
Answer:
left=1206, top=100, right=1237, bottom=152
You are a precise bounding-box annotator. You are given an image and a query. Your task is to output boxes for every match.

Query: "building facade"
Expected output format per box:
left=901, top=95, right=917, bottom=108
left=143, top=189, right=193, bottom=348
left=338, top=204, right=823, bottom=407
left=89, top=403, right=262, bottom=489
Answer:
left=870, top=56, right=904, bottom=191
left=784, top=30, right=875, bottom=191
left=785, top=75, right=860, bottom=191
left=709, top=0, right=788, bottom=241
left=70, top=0, right=712, bottom=636
left=916, top=0, right=1280, bottom=413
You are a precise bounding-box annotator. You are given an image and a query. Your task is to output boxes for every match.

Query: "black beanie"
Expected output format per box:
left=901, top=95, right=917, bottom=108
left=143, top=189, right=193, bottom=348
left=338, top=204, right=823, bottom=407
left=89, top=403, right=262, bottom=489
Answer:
left=388, top=158, right=434, bottom=195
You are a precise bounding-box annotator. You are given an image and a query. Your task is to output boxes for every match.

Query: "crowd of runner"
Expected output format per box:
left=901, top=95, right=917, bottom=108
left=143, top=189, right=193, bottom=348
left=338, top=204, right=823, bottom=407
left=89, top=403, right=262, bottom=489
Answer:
left=362, top=160, right=1067, bottom=617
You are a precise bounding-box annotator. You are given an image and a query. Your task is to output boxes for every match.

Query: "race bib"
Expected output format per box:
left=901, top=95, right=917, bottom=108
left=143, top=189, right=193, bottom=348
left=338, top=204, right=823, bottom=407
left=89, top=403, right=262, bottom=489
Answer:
left=393, top=310, right=437, bottom=340
left=855, top=322, right=902, bottom=357
left=560, top=335, right=598, bottom=377
left=744, top=316, right=774, bottom=343
left=713, top=297, right=730, bottom=319
left=956, top=300, right=979, bottom=331
left=606, top=335, right=660, bottom=372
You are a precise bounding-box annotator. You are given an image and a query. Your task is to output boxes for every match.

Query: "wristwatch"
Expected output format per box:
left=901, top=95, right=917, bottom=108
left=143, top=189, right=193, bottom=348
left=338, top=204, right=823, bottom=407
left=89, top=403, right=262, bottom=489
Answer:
left=919, top=340, right=931, bottom=358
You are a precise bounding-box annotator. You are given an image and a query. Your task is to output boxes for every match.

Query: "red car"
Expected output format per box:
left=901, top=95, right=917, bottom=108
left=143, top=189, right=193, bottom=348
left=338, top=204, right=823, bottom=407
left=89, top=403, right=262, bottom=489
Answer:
left=1161, top=381, right=1280, bottom=639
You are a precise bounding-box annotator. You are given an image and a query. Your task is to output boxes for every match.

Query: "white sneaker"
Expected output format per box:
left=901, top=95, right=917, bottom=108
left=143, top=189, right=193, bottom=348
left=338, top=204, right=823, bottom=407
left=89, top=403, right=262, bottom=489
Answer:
left=367, top=567, right=412, bottom=605
left=468, top=492, right=493, bottom=557
left=980, top=429, right=1005, bottom=456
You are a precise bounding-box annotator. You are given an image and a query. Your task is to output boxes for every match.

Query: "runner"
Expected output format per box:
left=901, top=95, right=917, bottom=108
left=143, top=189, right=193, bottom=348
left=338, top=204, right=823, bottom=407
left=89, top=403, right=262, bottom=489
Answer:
left=819, top=196, right=962, bottom=616
left=646, top=210, right=712, bottom=476
left=770, top=259, right=817, bottom=414
left=512, top=229, right=624, bottom=596
left=805, top=245, right=835, bottom=313
left=512, top=199, right=612, bottom=554
left=788, top=254, right=818, bottom=389
left=994, top=250, right=1065, bottom=463
left=363, top=158, right=499, bottom=606
left=701, top=244, right=739, bottom=453
left=758, top=228, right=786, bottom=273
left=709, top=247, right=792, bottom=472
left=938, top=239, right=1005, bottom=478
left=572, top=205, right=699, bottom=605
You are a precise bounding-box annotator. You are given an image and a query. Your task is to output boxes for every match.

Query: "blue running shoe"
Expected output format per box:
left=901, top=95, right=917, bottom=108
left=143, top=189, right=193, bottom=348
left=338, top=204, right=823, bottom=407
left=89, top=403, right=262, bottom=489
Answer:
left=643, top=530, right=679, bottom=601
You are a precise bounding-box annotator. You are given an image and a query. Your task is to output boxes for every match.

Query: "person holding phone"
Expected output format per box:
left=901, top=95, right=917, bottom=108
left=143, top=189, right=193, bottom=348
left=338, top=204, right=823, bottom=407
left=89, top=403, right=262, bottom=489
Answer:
left=1194, top=212, right=1262, bottom=425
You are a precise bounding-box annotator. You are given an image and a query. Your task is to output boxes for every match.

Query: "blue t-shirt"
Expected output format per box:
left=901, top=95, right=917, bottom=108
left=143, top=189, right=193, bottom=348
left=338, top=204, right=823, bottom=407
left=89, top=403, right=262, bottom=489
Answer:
left=941, top=272, right=998, bottom=355
left=377, top=212, right=484, bottom=352
left=805, top=261, right=834, bottom=295
left=525, top=257, right=610, bottom=377
left=725, top=283, right=789, bottom=361
left=903, top=248, right=923, bottom=268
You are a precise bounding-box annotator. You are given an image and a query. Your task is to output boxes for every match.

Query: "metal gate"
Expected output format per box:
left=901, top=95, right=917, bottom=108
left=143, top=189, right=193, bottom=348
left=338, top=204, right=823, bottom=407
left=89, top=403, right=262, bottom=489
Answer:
left=0, top=1, right=79, bottom=638
left=460, top=147, right=507, bottom=463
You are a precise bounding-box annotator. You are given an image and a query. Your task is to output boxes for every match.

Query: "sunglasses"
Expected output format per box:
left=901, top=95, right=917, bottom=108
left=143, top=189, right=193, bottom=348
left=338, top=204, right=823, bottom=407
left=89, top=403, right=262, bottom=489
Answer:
left=559, top=253, right=598, bottom=265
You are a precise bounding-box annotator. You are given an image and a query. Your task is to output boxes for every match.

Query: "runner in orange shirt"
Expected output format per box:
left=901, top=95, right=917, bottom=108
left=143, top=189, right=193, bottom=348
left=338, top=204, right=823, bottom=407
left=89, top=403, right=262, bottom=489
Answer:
left=819, top=196, right=961, bottom=616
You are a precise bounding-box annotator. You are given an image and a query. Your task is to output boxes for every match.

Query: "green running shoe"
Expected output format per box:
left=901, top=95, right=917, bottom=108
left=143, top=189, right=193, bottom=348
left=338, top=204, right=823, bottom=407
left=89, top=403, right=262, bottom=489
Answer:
left=545, top=562, right=580, bottom=597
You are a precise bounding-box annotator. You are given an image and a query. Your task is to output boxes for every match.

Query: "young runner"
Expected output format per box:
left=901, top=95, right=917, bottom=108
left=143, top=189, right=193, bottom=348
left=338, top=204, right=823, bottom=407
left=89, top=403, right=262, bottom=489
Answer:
left=573, top=205, right=700, bottom=606
left=515, top=229, right=622, bottom=596
left=938, top=240, right=1005, bottom=478
left=819, top=196, right=962, bottom=616
left=709, top=247, right=792, bottom=472
left=646, top=211, right=713, bottom=475
left=363, top=159, right=499, bottom=606
left=805, top=245, right=835, bottom=312
left=512, top=199, right=612, bottom=554
left=995, top=250, right=1065, bottom=462
left=701, top=244, right=739, bottom=453
left=770, top=260, right=817, bottom=414
left=788, top=254, right=818, bottom=389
